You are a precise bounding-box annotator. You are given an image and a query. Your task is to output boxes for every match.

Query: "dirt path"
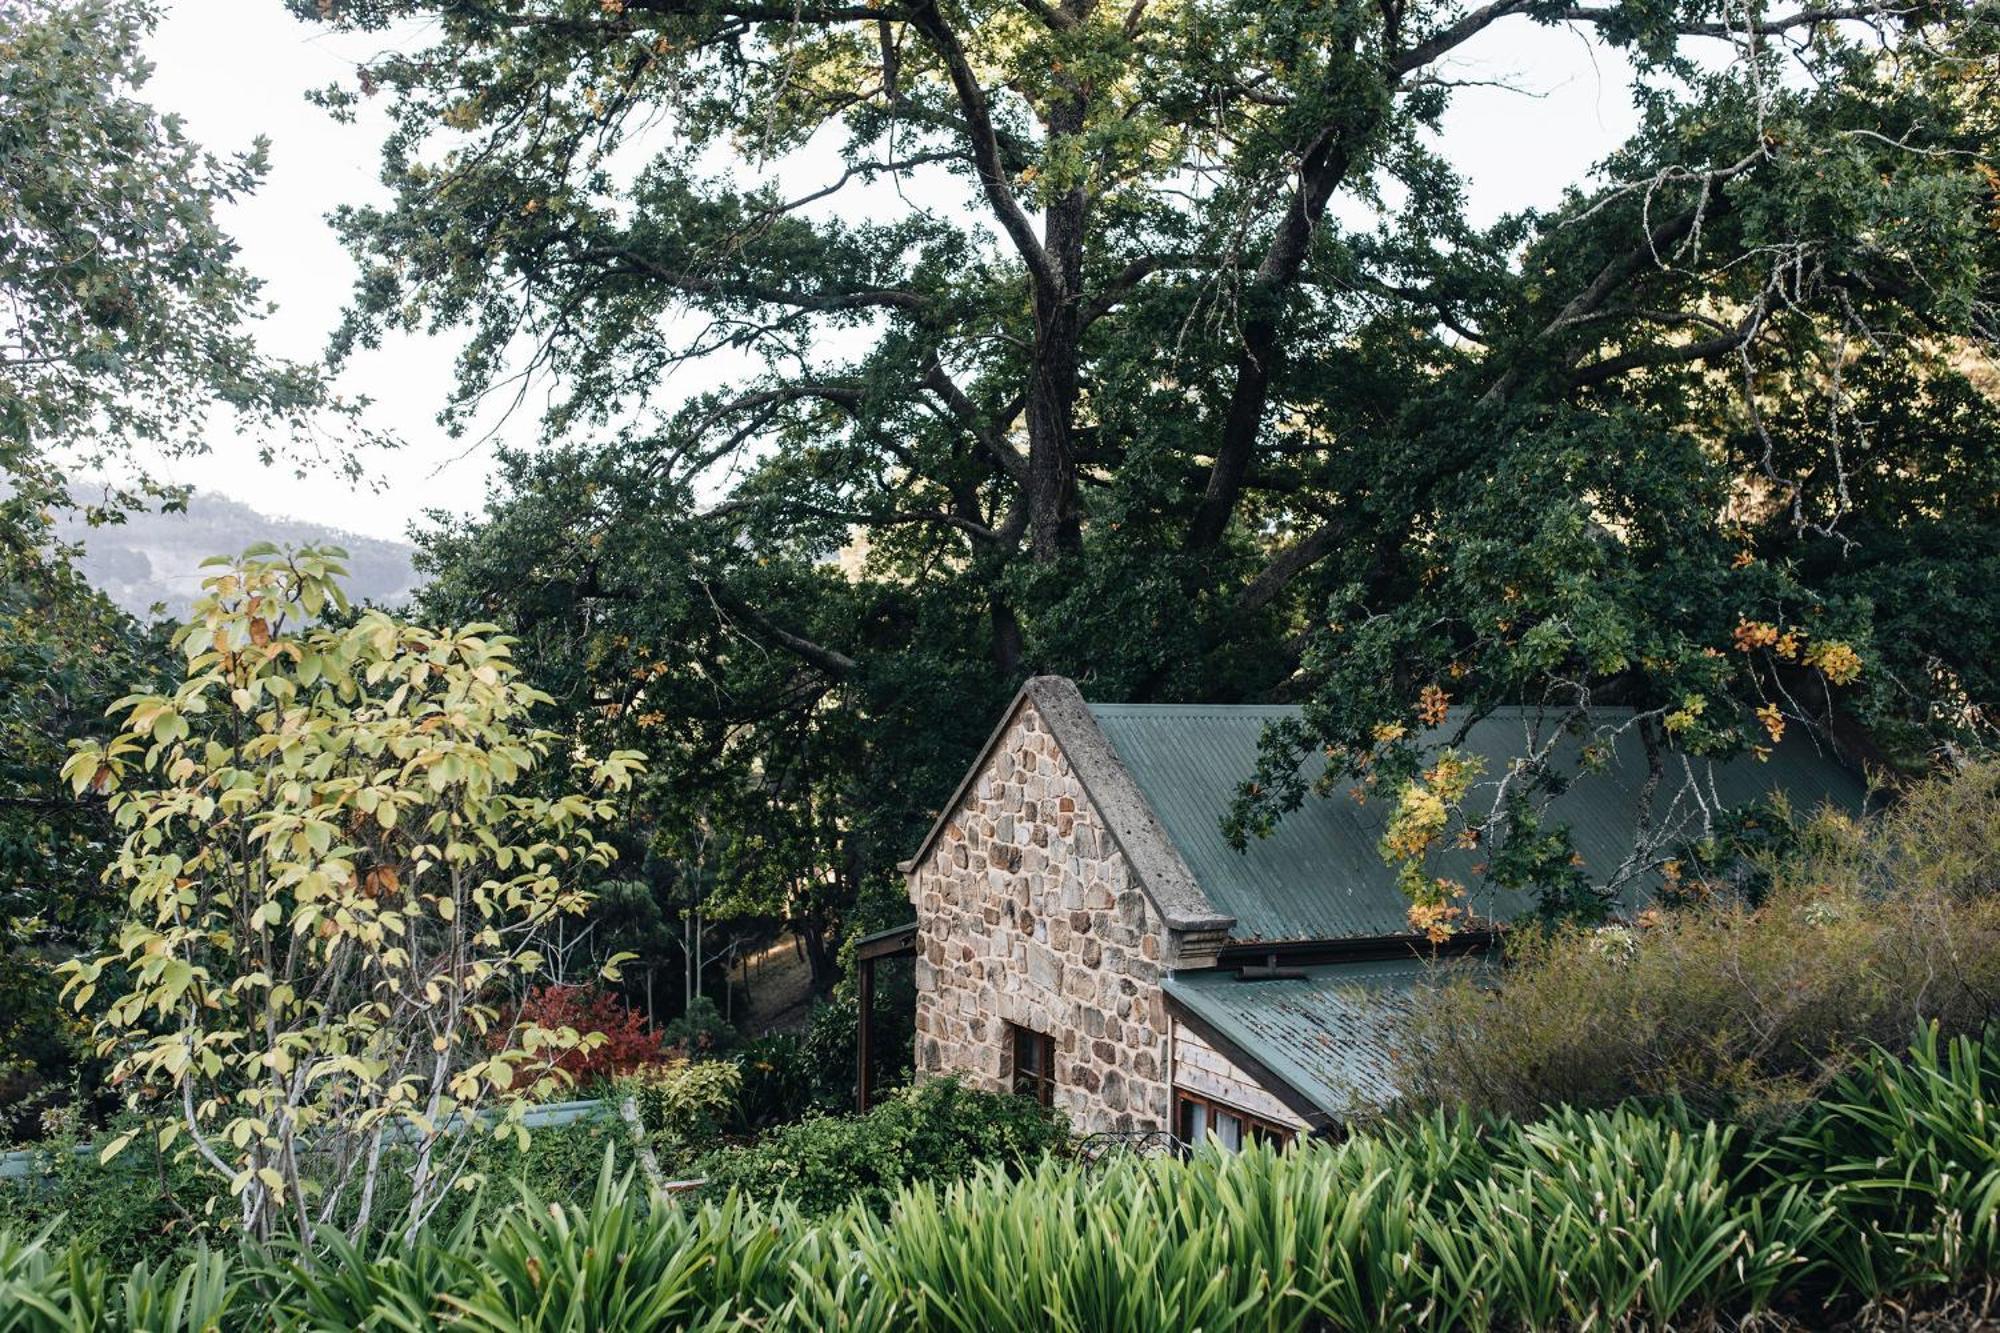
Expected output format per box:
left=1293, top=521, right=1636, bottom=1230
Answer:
left=736, top=937, right=817, bottom=1035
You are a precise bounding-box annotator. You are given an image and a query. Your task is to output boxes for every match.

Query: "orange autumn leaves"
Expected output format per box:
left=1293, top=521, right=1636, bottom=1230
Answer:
left=1731, top=617, right=1865, bottom=758
left=1733, top=618, right=1863, bottom=686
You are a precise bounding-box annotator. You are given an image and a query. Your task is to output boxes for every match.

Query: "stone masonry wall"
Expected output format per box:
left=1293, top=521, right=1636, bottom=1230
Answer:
left=909, top=700, right=1173, bottom=1133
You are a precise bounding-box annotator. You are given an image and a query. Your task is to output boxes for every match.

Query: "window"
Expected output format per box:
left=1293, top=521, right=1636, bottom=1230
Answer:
left=1011, top=1024, right=1057, bottom=1105
left=1175, top=1090, right=1294, bottom=1151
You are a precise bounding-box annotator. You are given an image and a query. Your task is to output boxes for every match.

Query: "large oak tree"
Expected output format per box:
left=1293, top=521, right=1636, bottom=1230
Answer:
left=302, top=0, right=2000, bottom=934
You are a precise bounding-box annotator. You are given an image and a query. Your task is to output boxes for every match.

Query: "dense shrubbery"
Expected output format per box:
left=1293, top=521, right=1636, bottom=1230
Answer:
left=2, top=1030, right=2000, bottom=1329
left=499, top=985, right=671, bottom=1084
left=621, top=1059, right=743, bottom=1147
left=0, top=1112, right=635, bottom=1272
left=692, top=1076, right=1070, bottom=1214
left=1403, top=762, right=2000, bottom=1121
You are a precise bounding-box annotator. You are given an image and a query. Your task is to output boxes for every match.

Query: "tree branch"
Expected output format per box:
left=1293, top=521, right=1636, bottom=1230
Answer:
left=1389, top=0, right=1536, bottom=74
left=700, top=579, right=860, bottom=679
left=1187, top=122, right=1366, bottom=550
left=1556, top=4, right=1900, bottom=39
left=905, top=0, right=1061, bottom=295
left=1570, top=300, right=1766, bottom=386
left=1081, top=254, right=1224, bottom=326
left=922, top=359, right=1031, bottom=483
left=1234, top=515, right=1353, bottom=617
left=584, top=246, right=927, bottom=314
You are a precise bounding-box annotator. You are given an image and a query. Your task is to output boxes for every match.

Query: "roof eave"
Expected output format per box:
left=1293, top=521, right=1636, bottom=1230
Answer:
left=1164, top=989, right=1342, bottom=1133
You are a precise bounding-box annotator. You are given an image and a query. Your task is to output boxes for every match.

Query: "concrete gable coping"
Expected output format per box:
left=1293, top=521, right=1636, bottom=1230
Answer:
left=899, top=676, right=1236, bottom=937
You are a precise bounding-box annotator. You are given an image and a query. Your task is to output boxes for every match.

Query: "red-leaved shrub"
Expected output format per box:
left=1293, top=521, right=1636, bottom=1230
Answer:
left=497, top=984, right=668, bottom=1086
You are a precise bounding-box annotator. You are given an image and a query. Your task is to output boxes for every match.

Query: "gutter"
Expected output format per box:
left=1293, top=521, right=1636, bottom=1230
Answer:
left=1214, top=929, right=1502, bottom=971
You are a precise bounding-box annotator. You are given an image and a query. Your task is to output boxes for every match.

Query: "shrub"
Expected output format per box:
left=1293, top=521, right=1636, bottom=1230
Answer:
left=0, top=1123, right=229, bottom=1271
left=658, top=995, right=735, bottom=1055
left=500, top=985, right=670, bottom=1087
left=1401, top=761, right=2000, bottom=1121
left=56, top=548, right=646, bottom=1247
left=799, top=984, right=916, bottom=1110
left=694, top=1078, right=1069, bottom=1215
left=0, top=1115, right=629, bottom=1272
left=1760, top=1025, right=2000, bottom=1302
left=731, top=1033, right=822, bottom=1127
left=618, top=1059, right=742, bottom=1146
left=8, top=1032, right=2000, bottom=1327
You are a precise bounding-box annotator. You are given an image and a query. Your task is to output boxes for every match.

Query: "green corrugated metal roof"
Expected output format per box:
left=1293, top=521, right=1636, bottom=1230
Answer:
left=1089, top=704, right=1869, bottom=944
left=1166, top=958, right=1483, bottom=1116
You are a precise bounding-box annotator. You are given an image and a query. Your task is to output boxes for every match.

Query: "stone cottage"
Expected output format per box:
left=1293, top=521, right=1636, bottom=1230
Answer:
left=885, top=677, right=1866, bottom=1142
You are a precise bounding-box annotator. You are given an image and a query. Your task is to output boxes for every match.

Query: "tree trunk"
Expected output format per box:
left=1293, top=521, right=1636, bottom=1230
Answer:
left=1023, top=95, right=1090, bottom=562
left=798, top=912, right=838, bottom=996
left=1188, top=120, right=1368, bottom=551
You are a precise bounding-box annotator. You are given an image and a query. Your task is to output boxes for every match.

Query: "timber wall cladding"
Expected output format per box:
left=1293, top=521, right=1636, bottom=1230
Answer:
left=1170, top=1023, right=1309, bottom=1130
left=909, top=699, right=1173, bottom=1133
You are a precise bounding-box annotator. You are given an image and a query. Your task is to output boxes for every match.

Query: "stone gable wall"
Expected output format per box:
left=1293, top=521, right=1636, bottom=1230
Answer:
left=908, top=700, right=1173, bottom=1133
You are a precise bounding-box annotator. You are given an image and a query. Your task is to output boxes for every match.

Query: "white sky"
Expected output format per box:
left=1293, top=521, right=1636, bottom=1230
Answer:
left=134, top=0, right=1641, bottom=542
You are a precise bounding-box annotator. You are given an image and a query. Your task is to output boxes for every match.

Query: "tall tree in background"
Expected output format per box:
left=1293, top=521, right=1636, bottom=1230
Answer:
left=304, top=0, right=1998, bottom=933
left=0, top=551, right=164, bottom=1135
left=0, top=0, right=373, bottom=1129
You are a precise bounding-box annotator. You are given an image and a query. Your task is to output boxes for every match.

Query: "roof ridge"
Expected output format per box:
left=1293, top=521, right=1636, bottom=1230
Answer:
left=1086, top=701, right=1647, bottom=718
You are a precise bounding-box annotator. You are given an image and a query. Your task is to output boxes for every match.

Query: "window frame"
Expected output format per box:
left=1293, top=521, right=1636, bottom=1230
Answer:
left=1173, top=1088, right=1295, bottom=1150
left=1010, top=1023, right=1057, bottom=1106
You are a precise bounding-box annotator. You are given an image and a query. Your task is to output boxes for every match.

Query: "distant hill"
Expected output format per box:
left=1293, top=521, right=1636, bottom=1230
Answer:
left=56, top=490, right=422, bottom=621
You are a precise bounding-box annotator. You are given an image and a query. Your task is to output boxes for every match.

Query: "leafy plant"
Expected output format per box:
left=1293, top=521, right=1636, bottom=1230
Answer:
left=499, top=986, right=669, bottom=1088
left=7, top=1030, right=2000, bottom=1327
left=695, top=1077, right=1068, bottom=1216
left=618, top=1061, right=742, bottom=1147
left=54, top=546, right=645, bottom=1247
left=1761, top=1026, right=2000, bottom=1303
left=1402, top=762, right=2000, bottom=1122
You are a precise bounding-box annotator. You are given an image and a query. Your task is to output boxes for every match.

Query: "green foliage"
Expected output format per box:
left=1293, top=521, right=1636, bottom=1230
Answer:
left=694, top=1078, right=1069, bottom=1216
left=0, top=0, right=367, bottom=548
left=0, top=0, right=372, bottom=1134
left=296, top=0, right=2000, bottom=952
left=730, top=1033, right=824, bottom=1127
left=1401, top=760, right=2000, bottom=1121
left=1762, top=1027, right=2000, bottom=1302
left=657, top=996, right=734, bottom=1056
left=0, top=1117, right=629, bottom=1274
left=0, top=1128, right=230, bottom=1272
left=0, top=545, right=169, bottom=1139
left=793, top=982, right=917, bottom=1113
left=619, top=1061, right=742, bottom=1147
left=12, top=1036, right=2000, bottom=1326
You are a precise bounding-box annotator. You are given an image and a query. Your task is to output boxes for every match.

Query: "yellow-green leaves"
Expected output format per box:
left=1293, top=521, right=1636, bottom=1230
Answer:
left=64, top=547, right=646, bottom=1247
